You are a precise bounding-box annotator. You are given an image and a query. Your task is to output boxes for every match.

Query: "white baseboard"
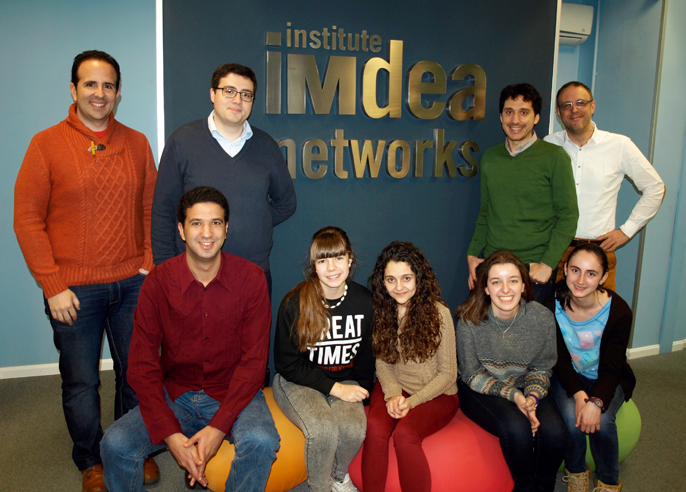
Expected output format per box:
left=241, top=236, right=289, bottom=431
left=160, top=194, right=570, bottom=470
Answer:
left=2, top=342, right=685, bottom=378
left=627, top=344, right=660, bottom=360
left=626, top=340, right=686, bottom=360
left=0, top=359, right=113, bottom=379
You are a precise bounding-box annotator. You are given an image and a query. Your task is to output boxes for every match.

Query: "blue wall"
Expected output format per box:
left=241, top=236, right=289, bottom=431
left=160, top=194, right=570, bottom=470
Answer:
left=2, top=0, right=684, bottom=371
left=635, top=0, right=686, bottom=350
left=0, top=0, right=157, bottom=367
left=554, top=0, right=686, bottom=351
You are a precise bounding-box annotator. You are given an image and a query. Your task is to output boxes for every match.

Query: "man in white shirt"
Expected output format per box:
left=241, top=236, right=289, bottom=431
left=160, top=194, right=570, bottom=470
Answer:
left=545, top=81, right=665, bottom=291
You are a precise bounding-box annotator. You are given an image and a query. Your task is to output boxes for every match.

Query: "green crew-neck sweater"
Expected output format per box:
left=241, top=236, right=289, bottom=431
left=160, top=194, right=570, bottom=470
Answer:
left=467, top=139, right=578, bottom=267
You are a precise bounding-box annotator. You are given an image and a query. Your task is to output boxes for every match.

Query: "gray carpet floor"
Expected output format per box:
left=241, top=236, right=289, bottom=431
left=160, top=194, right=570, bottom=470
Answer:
left=1, top=349, right=684, bottom=491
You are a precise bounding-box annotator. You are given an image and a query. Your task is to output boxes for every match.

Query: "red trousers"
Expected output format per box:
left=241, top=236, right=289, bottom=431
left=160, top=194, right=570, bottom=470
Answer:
left=361, top=381, right=459, bottom=492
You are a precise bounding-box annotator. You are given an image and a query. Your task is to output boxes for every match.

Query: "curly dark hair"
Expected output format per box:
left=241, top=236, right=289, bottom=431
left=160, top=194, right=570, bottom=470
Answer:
left=368, top=241, right=446, bottom=364
left=499, top=83, right=542, bottom=116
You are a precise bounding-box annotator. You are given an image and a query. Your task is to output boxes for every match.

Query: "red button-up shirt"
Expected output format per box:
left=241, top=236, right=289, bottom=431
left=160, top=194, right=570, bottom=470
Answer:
left=128, top=252, right=270, bottom=444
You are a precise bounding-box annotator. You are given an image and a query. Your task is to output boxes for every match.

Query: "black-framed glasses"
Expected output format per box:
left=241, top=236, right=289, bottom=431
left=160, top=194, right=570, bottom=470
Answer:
left=559, top=99, right=593, bottom=111
left=216, top=87, right=255, bottom=102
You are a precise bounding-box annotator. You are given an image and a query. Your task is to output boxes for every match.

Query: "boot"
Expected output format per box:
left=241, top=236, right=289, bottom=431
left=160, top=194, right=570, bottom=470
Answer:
left=562, top=467, right=591, bottom=492
left=593, top=476, right=623, bottom=491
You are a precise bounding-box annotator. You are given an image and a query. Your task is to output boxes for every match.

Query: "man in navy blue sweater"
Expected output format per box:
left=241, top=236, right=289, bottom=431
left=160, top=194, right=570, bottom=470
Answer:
left=152, top=64, right=296, bottom=295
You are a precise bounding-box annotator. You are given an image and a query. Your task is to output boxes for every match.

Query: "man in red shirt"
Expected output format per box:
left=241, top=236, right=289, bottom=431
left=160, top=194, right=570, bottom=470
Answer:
left=101, top=186, right=279, bottom=491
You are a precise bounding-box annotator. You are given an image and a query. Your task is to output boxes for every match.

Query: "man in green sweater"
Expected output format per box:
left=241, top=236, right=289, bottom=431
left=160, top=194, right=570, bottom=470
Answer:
left=466, top=84, right=578, bottom=303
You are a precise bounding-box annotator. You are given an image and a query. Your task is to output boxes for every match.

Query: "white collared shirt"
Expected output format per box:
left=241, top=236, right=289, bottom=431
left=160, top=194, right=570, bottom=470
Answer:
left=545, top=122, right=664, bottom=239
left=208, top=111, right=253, bottom=157
left=506, top=131, right=538, bottom=156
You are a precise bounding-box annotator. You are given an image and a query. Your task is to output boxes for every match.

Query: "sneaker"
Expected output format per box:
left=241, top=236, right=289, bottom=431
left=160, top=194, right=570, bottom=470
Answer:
left=593, top=477, right=623, bottom=492
left=331, top=473, right=360, bottom=492
left=562, top=467, right=590, bottom=492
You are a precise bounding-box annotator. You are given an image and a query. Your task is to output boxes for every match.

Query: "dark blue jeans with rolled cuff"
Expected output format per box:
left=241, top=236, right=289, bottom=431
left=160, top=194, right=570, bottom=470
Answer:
left=101, top=389, right=280, bottom=492
left=45, top=273, right=145, bottom=470
left=550, top=375, right=624, bottom=485
left=458, top=379, right=568, bottom=492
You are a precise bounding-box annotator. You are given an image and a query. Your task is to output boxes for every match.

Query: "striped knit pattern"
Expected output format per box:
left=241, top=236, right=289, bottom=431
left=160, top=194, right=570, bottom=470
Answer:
left=456, top=301, right=557, bottom=402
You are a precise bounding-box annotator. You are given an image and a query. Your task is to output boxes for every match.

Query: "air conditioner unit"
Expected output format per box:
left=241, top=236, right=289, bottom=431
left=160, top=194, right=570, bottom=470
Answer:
left=559, top=3, right=594, bottom=46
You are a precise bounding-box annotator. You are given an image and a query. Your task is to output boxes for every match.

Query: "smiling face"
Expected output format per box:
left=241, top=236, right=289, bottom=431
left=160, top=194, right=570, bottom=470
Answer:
left=384, top=261, right=417, bottom=311
left=69, top=59, right=120, bottom=131
left=564, top=250, right=609, bottom=301
left=500, top=96, right=540, bottom=150
left=315, top=254, right=351, bottom=299
left=557, top=85, right=595, bottom=136
left=485, top=262, right=525, bottom=320
left=210, top=72, right=254, bottom=138
left=178, top=202, right=228, bottom=266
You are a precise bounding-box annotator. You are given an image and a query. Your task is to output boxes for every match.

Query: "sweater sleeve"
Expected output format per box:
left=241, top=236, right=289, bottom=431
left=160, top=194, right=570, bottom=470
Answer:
left=456, top=317, right=522, bottom=402
left=140, top=141, right=157, bottom=272
left=406, top=304, right=457, bottom=409
left=151, top=135, right=184, bottom=265
left=376, top=357, right=403, bottom=401
left=273, top=294, right=336, bottom=395
left=265, top=138, right=297, bottom=227
left=539, top=149, right=578, bottom=269
left=590, top=295, right=633, bottom=406
left=14, top=137, right=69, bottom=298
left=467, top=156, right=489, bottom=257
left=522, top=306, right=556, bottom=400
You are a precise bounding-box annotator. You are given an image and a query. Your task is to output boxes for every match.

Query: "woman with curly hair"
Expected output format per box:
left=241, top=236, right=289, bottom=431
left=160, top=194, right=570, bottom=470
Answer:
left=361, top=241, right=458, bottom=492
left=455, top=250, right=567, bottom=492
left=273, top=226, right=375, bottom=492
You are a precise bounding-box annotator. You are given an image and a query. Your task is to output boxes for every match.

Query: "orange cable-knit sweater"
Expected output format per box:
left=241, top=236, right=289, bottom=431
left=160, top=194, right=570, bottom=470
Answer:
left=14, top=104, right=157, bottom=299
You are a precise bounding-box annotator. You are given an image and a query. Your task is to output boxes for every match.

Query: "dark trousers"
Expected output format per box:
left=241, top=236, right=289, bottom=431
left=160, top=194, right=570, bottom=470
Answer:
left=46, top=273, right=144, bottom=470
left=458, top=380, right=567, bottom=492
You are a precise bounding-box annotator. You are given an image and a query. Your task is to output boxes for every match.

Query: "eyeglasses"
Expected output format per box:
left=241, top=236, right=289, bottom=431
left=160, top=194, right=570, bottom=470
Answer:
left=559, top=99, right=593, bottom=111
left=216, top=87, right=255, bottom=102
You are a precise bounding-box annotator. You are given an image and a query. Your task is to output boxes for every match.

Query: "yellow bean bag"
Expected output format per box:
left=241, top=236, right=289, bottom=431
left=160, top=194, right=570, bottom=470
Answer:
left=205, top=387, right=308, bottom=492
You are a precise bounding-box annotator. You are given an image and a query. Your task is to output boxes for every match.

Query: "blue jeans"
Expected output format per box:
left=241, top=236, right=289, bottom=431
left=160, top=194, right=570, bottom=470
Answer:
left=101, top=389, right=280, bottom=492
left=550, top=376, right=624, bottom=485
left=45, top=273, right=145, bottom=470
left=458, top=380, right=568, bottom=492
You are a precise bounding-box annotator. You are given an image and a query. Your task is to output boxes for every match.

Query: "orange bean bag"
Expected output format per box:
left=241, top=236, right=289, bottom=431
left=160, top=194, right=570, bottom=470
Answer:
left=205, top=387, right=308, bottom=492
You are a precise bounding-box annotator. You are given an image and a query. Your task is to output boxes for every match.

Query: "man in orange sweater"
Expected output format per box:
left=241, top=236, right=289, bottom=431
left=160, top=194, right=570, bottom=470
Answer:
left=14, top=50, right=159, bottom=492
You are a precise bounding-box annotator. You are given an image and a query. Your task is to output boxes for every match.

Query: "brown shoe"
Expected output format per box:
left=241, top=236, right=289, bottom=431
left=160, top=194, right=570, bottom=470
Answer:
left=562, top=467, right=591, bottom=492
left=82, top=464, right=107, bottom=492
left=593, top=477, right=623, bottom=491
left=144, top=457, right=160, bottom=485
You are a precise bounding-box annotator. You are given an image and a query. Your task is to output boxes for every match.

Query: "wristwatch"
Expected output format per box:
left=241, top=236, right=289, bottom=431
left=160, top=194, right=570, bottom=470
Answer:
left=585, top=397, right=604, bottom=410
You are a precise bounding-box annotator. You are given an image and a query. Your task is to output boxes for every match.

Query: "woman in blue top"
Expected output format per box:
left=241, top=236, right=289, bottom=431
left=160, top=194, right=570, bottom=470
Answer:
left=546, top=243, right=636, bottom=492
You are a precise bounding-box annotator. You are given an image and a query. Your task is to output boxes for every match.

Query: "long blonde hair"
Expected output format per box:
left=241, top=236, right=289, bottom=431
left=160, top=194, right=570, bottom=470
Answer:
left=285, top=226, right=357, bottom=351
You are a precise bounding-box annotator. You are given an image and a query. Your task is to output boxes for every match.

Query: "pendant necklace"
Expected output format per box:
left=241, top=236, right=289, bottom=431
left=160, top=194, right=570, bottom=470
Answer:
left=322, top=283, right=348, bottom=309
left=491, top=306, right=520, bottom=340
